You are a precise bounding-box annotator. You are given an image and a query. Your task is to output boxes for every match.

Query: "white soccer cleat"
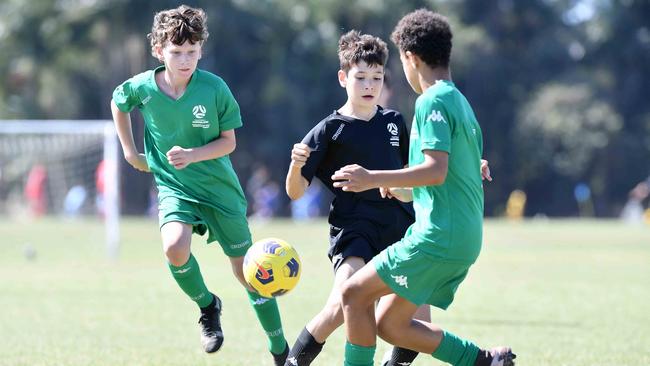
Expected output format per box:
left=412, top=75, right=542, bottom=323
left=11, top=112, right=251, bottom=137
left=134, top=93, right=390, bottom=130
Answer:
left=489, top=346, right=516, bottom=366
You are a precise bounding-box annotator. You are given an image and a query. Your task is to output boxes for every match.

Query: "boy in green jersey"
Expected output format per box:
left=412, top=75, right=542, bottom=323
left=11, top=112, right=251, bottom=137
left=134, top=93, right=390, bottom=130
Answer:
left=332, top=9, right=515, bottom=366
left=284, top=30, right=430, bottom=366
left=110, top=5, right=288, bottom=364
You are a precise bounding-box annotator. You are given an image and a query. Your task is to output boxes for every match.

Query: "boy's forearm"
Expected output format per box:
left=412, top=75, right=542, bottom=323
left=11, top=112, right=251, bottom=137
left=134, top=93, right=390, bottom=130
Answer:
left=286, top=163, right=308, bottom=200
left=190, top=134, right=236, bottom=162
left=371, top=164, right=445, bottom=188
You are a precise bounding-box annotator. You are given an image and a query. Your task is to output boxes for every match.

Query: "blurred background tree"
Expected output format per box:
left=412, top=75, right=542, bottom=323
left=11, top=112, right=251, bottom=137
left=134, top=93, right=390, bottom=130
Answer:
left=1, top=0, right=648, bottom=217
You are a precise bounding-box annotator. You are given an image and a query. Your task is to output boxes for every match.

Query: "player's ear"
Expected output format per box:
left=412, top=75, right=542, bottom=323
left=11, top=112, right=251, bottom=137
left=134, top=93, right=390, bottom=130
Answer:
left=405, top=51, right=419, bottom=69
left=154, top=45, right=165, bottom=63
left=337, top=69, right=347, bottom=88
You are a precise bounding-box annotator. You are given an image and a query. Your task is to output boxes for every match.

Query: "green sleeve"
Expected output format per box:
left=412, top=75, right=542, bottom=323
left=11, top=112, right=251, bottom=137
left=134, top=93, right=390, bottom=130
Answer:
left=215, top=79, right=243, bottom=131
left=112, top=78, right=141, bottom=113
left=419, top=98, right=451, bottom=153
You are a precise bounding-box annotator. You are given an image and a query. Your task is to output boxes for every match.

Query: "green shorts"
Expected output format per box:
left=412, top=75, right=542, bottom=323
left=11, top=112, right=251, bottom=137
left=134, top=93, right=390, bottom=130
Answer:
left=373, top=240, right=471, bottom=309
left=158, top=196, right=252, bottom=257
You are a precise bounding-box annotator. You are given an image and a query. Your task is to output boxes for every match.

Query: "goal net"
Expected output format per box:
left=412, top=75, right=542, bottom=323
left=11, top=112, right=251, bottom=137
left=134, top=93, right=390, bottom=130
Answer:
left=0, top=120, right=120, bottom=258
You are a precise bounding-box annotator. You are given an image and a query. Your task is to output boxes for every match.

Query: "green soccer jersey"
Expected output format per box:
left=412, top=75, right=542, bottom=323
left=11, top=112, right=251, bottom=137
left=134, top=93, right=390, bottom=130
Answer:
left=112, top=66, right=247, bottom=217
left=403, top=80, right=484, bottom=263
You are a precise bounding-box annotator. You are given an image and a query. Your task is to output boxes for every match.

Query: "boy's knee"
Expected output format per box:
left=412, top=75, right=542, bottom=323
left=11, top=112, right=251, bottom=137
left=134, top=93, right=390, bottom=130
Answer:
left=164, top=242, right=190, bottom=266
left=341, top=280, right=366, bottom=308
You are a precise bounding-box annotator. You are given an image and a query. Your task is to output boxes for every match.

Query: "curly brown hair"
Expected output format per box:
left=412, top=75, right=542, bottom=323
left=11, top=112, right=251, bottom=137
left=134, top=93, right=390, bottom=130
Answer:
left=147, top=5, right=209, bottom=57
left=338, top=30, right=388, bottom=72
left=391, top=9, right=452, bottom=68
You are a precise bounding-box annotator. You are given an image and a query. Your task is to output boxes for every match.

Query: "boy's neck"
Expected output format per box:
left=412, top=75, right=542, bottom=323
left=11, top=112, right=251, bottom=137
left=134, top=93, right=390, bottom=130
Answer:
left=156, top=68, right=192, bottom=99
left=419, top=66, right=451, bottom=93
left=338, top=102, right=377, bottom=121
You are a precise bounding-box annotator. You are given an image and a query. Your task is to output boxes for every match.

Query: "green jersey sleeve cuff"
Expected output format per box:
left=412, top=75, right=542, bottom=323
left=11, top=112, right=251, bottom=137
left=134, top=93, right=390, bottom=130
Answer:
left=421, top=140, right=451, bottom=153
left=219, top=118, right=243, bottom=131
left=112, top=98, right=134, bottom=113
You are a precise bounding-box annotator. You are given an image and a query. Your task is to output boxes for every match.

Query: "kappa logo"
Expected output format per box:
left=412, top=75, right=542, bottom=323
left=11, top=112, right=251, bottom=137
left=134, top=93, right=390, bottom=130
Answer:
left=192, top=105, right=206, bottom=119
left=191, top=293, right=205, bottom=301
left=391, top=274, right=409, bottom=288
left=287, top=357, right=298, bottom=366
left=387, top=123, right=399, bottom=136
left=173, top=267, right=191, bottom=275
left=252, top=297, right=270, bottom=306
left=331, top=253, right=343, bottom=263
left=426, top=110, right=446, bottom=124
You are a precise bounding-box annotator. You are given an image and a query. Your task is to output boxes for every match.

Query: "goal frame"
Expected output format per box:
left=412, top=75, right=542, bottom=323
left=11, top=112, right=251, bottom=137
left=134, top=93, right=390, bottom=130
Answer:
left=0, top=120, right=121, bottom=259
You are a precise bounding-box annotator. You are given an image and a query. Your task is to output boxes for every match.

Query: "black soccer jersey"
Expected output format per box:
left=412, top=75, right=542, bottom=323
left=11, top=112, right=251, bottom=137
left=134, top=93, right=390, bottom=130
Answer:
left=301, top=106, right=413, bottom=224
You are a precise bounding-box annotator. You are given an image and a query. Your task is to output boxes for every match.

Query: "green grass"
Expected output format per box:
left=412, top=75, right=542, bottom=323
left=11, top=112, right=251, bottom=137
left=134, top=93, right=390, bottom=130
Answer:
left=1, top=218, right=649, bottom=365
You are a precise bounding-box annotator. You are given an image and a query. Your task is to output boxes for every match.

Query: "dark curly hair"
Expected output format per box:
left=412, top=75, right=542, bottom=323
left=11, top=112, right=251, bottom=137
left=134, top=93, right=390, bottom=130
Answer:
left=391, top=9, right=452, bottom=69
left=148, top=5, right=209, bottom=57
left=338, top=30, right=388, bottom=72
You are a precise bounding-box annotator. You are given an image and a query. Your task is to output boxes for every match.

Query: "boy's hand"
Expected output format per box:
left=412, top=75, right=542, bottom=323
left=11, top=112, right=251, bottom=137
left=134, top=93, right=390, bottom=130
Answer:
left=481, top=159, right=492, bottom=182
left=167, top=146, right=195, bottom=170
left=387, top=187, right=413, bottom=202
left=332, top=164, right=374, bottom=192
left=379, top=187, right=394, bottom=199
left=125, top=152, right=150, bottom=172
left=290, top=143, right=311, bottom=169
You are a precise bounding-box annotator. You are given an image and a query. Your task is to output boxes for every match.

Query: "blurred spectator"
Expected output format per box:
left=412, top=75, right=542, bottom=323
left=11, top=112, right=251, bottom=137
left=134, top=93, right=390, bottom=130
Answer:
left=63, top=185, right=88, bottom=217
left=574, top=182, right=594, bottom=217
left=252, top=181, right=281, bottom=219
left=247, top=164, right=281, bottom=218
left=291, top=182, right=324, bottom=220
left=620, top=175, right=650, bottom=224
left=147, top=184, right=159, bottom=218
left=506, top=189, right=527, bottom=220
left=95, top=160, right=106, bottom=216
left=24, top=164, right=48, bottom=216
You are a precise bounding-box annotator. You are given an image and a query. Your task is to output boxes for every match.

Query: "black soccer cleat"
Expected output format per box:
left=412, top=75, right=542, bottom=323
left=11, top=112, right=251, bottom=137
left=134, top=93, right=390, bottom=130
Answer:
left=272, top=342, right=289, bottom=366
left=198, top=295, right=224, bottom=353
left=489, top=347, right=516, bottom=366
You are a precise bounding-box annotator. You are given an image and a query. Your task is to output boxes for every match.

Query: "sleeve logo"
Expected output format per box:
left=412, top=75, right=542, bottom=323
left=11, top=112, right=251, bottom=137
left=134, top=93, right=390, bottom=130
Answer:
left=426, top=110, right=446, bottom=124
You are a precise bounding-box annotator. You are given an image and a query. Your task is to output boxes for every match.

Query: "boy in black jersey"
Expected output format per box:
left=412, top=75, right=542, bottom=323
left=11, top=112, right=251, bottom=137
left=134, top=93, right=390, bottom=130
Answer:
left=284, top=30, right=428, bottom=366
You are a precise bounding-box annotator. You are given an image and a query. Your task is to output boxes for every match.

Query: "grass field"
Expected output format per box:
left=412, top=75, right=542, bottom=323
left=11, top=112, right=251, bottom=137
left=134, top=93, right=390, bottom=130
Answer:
left=1, top=218, right=649, bottom=366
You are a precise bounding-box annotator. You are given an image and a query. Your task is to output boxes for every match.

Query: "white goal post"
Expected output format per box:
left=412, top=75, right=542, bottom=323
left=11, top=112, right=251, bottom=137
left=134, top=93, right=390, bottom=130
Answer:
left=0, top=120, right=120, bottom=259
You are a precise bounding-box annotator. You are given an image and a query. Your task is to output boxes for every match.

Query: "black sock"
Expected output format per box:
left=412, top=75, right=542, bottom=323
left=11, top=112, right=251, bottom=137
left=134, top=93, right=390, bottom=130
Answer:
left=384, top=346, right=419, bottom=366
left=474, top=349, right=493, bottom=366
left=284, top=327, right=324, bottom=366
left=199, top=294, right=217, bottom=313
left=272, top=342, right=289, bottom=366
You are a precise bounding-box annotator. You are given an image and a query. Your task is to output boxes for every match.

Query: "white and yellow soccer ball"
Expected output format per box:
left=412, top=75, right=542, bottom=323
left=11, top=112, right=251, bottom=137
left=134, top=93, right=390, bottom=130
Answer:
left=243, top=238, right=301, bottom=298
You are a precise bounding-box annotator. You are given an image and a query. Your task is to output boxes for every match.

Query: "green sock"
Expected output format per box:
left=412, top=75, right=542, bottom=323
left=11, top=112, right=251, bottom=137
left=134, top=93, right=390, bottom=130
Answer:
left=431, top=330, right=480, bottom=366
left=168, top=254, right=213, bottom=308
left=344, top=341, right=375, bottom=366
left=247, top=290, right=286, bottom=354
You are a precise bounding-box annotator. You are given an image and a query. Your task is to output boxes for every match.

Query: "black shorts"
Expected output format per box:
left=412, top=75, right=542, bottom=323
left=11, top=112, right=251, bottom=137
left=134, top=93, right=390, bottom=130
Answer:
left=328, top=203, right=414, bottom=272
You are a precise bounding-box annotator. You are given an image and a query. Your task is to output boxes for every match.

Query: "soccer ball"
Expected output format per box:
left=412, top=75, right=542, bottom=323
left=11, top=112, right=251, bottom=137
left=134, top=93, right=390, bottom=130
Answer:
left=243, top=238, right=301, bottom=298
